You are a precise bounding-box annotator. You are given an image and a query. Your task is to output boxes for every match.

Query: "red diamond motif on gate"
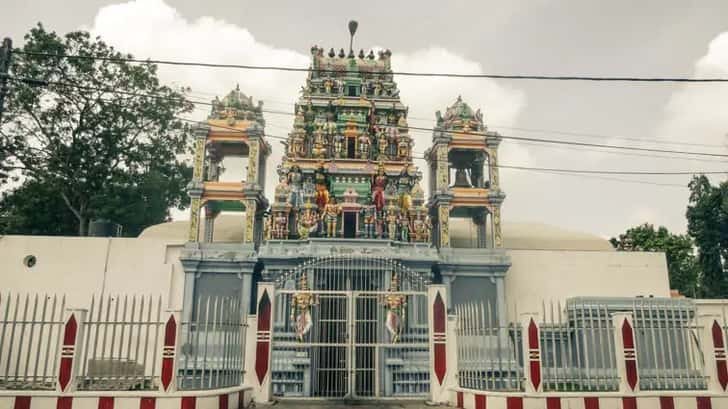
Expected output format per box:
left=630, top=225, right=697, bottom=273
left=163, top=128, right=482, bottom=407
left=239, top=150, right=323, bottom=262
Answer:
left=622, top=319, right=638, bottom=390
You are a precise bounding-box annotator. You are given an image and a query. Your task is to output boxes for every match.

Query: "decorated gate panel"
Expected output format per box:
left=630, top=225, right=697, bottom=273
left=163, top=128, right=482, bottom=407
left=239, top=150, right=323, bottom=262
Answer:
left=269, top=256, right=431, bottom=398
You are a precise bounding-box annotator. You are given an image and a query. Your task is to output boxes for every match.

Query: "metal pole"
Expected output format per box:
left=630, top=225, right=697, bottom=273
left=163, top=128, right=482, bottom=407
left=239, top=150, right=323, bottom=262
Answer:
left=0, top=37, right=12, bottom=121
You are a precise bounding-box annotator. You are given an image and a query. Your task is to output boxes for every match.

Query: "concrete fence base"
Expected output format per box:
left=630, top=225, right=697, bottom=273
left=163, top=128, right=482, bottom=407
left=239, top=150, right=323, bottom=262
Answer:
left=451, top=387, right=726, bottom=409
left=0, top=385, right=252, bottom=409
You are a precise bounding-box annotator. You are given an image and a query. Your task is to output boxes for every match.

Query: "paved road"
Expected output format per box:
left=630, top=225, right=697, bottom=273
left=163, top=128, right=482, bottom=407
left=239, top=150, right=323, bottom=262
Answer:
left=257, top=401, right=439, bottom=409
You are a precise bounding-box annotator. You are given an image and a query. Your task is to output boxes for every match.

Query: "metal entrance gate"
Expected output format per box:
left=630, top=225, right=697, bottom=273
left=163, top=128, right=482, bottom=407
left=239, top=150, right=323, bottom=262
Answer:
left=270, top=256, right=430, bottom=398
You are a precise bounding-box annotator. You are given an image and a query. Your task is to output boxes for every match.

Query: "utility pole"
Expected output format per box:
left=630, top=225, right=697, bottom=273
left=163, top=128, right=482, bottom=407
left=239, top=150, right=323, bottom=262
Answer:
left=0, top=37, right=12, bottom=121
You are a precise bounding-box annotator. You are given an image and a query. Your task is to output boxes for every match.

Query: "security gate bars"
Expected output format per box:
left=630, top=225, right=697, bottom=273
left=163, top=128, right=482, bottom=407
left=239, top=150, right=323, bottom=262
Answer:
left=270, top=256, right=430, bottom=399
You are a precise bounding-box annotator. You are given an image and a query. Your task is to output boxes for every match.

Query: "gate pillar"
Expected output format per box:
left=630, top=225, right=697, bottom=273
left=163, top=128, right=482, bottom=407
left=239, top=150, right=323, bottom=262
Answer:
left=699, top=313, right=728, bottom=393
left=252, top=282, right=275, bottom=403
left=428, top=284, right=448, bottom=403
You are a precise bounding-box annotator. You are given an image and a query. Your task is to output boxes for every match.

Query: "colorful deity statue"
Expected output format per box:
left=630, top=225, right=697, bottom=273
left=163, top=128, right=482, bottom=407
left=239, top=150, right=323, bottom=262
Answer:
left=323, top=197, right=340, bottom=238
left=263, top=214, right=271, bottom=241
left=362, top=201, right=377, bottom=238
left=412, top=215, right=425, bottom=242
left=387, top=127, right=398, bottom=157
left=397, top=135, right=411, bottom=159
left=312, top=126, right=326, bottom=158
left=324, top=79, right=332, bottom=94
left=381, top=274, right=406, bottom=343
left=397, top=112, right=408, bottom=129
left=275, top=172, right=291, bottom=202
left=376, top=128, right=388, bottom=160
left=399, top=189, right=412, bottom=214
left=297, top=205, right=318, bottom=239
left=290, top=273, right=318, bottom=341
left=372, top=163, right=387, bottom=212
left=287, top=164, right=304, bottom=209
left=358, top=131, right=371, bottom=159
left=385, top=203, right=398, bottom=240
left=315, top=182, right=330, bottom=212
left=398, top=215, right=410, bottom=242
left=272, top=210, right=288, bottom=239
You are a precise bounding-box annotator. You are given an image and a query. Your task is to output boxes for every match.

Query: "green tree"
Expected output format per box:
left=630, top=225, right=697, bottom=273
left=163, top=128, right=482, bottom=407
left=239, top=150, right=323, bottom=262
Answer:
left=0, top=166, right=192, bottom=237
left=610, top=223, right=699, bottom=297
left=687, top=175, right=728, bottom=298
left=0, top=179, right=78, bottom=235
left=0, top=24, right=193, bottom=235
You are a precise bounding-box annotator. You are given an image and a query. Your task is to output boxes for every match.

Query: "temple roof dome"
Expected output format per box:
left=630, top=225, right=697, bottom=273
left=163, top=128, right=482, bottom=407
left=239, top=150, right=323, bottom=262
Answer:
left=220, top=84, right=255, bottom=110
left=437, top=95, right=485, bottom=131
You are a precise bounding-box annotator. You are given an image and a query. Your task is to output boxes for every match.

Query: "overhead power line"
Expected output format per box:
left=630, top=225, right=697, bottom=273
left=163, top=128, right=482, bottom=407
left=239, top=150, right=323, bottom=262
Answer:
left=14, top=50, right=728, bottom=83
left=6, top=74, right=728, bottom=161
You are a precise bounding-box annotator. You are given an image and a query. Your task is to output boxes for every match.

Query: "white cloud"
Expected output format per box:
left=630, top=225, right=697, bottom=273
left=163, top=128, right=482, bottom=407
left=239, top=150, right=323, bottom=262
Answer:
left=657, top=32, right=728, bottom=150
left=87, top=0, right=527, bottom=221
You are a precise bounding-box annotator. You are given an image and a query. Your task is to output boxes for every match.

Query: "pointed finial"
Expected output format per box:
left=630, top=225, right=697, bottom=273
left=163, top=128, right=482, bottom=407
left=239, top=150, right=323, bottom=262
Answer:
left=348, top=20, right=359, bottom=54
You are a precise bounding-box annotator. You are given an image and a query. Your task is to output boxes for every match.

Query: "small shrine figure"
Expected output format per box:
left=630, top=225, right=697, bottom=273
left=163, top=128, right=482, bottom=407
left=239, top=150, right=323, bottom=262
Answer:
left=397, top=135, right=411, bottom=160
left=324, top=79, right=332, bottom=94
left=297, top=206, right=318, bottom=239
left=324, top=197, right=340, bottom=238
left=362, top=201, right=377, bottom=238
left=385, top=203, right=398, bottom=240
left=273, top=211, right=288, bottom=239
left=372, top=163, right=387, bottom=212
left=334, top=133, right=345, bottom=158
left=287, top=164, right=304, bottom=209
left=397, top=112, right=408, bottom=129
left=412, top=215, right=426, bottom=242
left=376, top=128, right=388, bottom=160
left=399, top=215, right=410, bottom=242
left=358, top=131, right=371, bottom=159
left=314, top=163, right=329, bottom=210
left=387, top=127, right=398, bottom=157
left=263, top=214, right=271, bottom=241
left=312, top=126, right=326, bottom=158
left=290, top=273, right=319, bottom=341
left=381, top=274, right=407, bottom=343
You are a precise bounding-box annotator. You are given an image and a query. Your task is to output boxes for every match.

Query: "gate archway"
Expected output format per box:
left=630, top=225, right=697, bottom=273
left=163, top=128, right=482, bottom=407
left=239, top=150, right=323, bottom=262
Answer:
left=269, top=256, right=431, bottom=398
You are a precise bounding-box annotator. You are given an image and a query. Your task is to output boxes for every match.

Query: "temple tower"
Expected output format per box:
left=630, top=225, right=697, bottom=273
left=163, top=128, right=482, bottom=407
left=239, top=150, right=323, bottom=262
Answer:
left=187, top=85, right=270, bottom=246
left=426, top=96, right=505, bottom=248
left=268, top=45, right=430, bottom=244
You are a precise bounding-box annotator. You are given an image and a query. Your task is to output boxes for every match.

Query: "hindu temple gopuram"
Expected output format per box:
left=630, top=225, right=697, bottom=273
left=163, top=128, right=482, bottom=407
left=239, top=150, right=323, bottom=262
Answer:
left=178, top=38, right=512, bottom=398
left=5, top=24, right=720, bottom=409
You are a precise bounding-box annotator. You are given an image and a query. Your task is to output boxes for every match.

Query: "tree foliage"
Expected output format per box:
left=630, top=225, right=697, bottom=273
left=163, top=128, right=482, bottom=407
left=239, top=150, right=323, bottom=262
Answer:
left=686, top=175, right=728, bottom=298
left=610, top=223, right=699, bottom=297
left=0, top=24, right=193, bottom=235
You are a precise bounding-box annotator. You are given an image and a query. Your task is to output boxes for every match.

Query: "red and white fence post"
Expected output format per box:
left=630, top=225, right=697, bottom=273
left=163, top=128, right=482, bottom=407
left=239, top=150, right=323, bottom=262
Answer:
left=56, top=308, right=87, bottom=393
left=428, top=284, right=448, bottom=403
left=253, top=282, right=275, bottom=403
left=519, top=312, right=542, bottom=393
left=159, top=309, right=182, bottom=393
left=699, top=313, right=728, bottom=393
left=612, top=312, right=639, bottom=393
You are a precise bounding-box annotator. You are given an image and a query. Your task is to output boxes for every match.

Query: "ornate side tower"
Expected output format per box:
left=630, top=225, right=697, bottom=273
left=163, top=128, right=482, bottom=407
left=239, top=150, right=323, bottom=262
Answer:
left=266, top=45, right=430, bottom=243
left=425, top=96, right=505, bottom=248
left=187, top=85, right=271, bottom=246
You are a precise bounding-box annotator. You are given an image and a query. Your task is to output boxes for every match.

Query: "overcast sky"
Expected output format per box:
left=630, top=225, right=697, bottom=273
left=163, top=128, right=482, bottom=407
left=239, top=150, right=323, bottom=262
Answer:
left=2, top=0, right=727, bottom=238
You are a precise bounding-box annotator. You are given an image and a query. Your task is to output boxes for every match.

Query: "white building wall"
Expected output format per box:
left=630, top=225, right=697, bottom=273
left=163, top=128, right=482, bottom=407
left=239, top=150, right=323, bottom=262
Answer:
left=505, top=249, right=671, bottom=319
left=1, top=236, right=673, bottom=318
left=0, top=235, right=185, bottom=310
